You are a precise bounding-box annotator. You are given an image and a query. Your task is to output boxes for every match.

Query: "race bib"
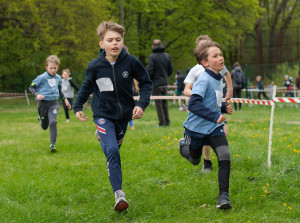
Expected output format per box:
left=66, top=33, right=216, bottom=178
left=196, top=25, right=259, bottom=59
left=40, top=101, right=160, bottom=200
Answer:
left=48, top=79, right=57, bottom=87
left=62, top=85, right=67, bottom=91
left=215, top=90, right=223, bottom=106
left=96, top=77, right=114, bottom=92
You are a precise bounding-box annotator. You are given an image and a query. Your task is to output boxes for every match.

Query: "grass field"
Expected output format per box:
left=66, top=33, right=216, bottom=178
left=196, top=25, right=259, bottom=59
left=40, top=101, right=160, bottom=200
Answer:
left=0, top=97, right=299, bottom=222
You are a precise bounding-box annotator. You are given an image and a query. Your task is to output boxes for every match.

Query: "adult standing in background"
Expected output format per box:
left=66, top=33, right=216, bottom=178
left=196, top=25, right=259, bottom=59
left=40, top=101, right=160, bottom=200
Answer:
left=231, top=61, right=244, bottom=111
left=147, top=39, right=173, bottom=127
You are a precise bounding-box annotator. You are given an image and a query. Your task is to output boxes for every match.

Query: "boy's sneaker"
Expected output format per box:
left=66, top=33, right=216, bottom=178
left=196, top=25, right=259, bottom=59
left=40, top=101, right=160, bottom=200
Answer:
left=66, top=119, right=70, bottom=123
left=50, top=144, right=57, bottom=153
left=95, top=129, right=101, bottom=142
left=114, top=190, right=129, bottom=212
left=216, top=192, right=232, bottom=209
left=202, top=160, right=213, bottom=173
left=179, top=138, right=190, bottom=159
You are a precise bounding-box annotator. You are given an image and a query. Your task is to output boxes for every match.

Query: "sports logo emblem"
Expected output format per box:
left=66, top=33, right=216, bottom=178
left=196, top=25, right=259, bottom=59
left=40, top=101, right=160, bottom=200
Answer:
left=99, top=118, right=106, bottom=125
left=122, top=71, right=129, bottom=78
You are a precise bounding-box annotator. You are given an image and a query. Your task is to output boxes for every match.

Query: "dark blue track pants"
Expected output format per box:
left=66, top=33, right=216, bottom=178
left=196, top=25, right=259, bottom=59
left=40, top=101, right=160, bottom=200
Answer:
left=94, top=118, right=128, bottom=193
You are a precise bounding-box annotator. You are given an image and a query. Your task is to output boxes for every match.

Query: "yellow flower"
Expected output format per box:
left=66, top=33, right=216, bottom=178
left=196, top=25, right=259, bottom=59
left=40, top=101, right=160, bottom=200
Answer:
left=90, top=163, right=93, bottom=166
left=266, top=183, right=269, bottom=186
left=248, top=156, right=251, bottom=159
left=283, top=203, right=287, bottom=206
left=263, top=128, right=266, bottom=131
left=145, top=133, right=148, bottom=136
left=195, top=179, right=198, bottom=183
left=236, top=154, right=239, bottom=157
left=249, top=197, right=253, bottom=199
left=250, top=124, right=254, bottom=126
left=212, top=156, right=215, bottom=159
left=154, top=151, right=157, bottom=154
left=185, top=172, right=188, bottom=175
left=288, top=206, right=292, bottom=210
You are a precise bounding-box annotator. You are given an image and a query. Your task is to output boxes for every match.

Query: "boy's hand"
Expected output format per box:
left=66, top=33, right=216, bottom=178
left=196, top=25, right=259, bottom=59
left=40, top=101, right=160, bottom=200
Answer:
left=216, top=114, right=226, bottom=124
left=36, top=94, right=45, bottom=100
left=132, top=106, right=144, bottom=119
left=64, top=98, right=72, bottom=110
left=226, top=103, right=232, bottom=114
left=76, top=111, right=88, bottom=122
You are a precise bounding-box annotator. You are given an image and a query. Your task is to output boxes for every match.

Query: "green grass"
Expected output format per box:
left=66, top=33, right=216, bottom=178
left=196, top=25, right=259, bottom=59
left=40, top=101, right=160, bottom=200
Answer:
left=0, top=97, right=299, bottom=222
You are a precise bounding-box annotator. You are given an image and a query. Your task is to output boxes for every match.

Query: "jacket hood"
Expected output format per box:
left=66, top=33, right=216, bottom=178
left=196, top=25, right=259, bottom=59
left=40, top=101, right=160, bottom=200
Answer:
left=152, top=45, right=166, bottom=53
left=234, top=65, right=242, bottom=71
left=98, top=47, right=128, bottom=64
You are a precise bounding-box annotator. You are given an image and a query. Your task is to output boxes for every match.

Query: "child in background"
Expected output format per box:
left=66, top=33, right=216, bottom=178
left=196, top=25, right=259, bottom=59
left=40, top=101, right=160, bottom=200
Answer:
left=128, top=79, right=140, bottom=130
left=29, top=55, right=71, bottom=153
left=256, top=75, right=268, bottom=99
left=61, top=69, right=79, bottom=122
left=268, top=81, right=275, bottom=99
left=180, top=41, right=233, bottom=209
left=73, top=21, right=152, bottom=212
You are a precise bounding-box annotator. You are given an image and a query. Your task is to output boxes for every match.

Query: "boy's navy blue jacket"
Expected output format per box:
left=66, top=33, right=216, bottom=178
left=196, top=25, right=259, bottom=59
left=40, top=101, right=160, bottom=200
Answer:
left=73, top=48, right=152, bottom=121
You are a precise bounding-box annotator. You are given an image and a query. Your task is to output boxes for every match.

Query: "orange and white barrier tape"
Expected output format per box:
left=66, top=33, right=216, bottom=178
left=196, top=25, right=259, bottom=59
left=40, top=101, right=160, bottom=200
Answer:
left=228, top=98, right=274, bottom=106
left=0, top=92, right=26, bottom=96
left=134, top=95, right=189, bottom=100
left=272, top=97, right=300, bottom=104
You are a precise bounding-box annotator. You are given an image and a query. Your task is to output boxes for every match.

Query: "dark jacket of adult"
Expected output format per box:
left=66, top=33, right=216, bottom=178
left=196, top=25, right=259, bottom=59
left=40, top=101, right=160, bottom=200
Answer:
left=147, top=45, right=173, bottom=88
left=73, top=48, right=152, bottom=121
left=231, top=65, right=243, bottom=89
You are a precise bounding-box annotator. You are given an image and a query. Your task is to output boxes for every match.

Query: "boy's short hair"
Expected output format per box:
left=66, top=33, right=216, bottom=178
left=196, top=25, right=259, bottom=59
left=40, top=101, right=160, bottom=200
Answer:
left=193, top=41, right=221, bottom=65
left=62, top=69, right=71, bottom=75
left=46, top=55, right=60, bottom=66
left=96, top=21, right=126, bottom=41
left=195, top=35, right=212, bottom=46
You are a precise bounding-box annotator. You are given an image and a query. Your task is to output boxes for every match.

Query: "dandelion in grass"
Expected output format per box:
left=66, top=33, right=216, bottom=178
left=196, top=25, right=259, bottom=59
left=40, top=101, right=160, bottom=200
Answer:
left=288, top=206, right=292, bottom=210
left=212, top=155, right=215, bottom=159
left=266, top=183, right=269, bottom=186
left=249, top=197, right=253, bottom=200
left=283, top=203, right=287, bottom=206
left=293, top=149, right=300, bottom=153
left=145, top=133, right=148, bottom=136
left=248, top=156, right=251, bottom=159
left=250, top=123, right=254, bottom=127
left=90, top=163, right=94, bottom=166
left=249, top=129, right=252, bottom=132
left=195, top=179, right=198, bottom=183
left=263, top=128, right=266, bottom=131
left=236, top=154, right=239, bottom=157
left=293, top=163, right=295, bottom=165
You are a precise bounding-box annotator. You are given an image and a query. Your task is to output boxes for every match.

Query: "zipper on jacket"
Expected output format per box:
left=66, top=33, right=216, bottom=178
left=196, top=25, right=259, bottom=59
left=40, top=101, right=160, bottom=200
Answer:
left=112, top=65, right=122, bottom=119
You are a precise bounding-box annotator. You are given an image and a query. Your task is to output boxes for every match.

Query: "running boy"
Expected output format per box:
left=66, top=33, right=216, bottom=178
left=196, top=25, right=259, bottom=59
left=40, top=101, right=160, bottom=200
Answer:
left=73, top=21, right=152, bottom=212
left=29, top=55, right=71, bottom=153
left=180, top=41, right=233, bottom=209
left=61, top=69, right=79, bottom=122
left=183, top=35, right=233, bottom=173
